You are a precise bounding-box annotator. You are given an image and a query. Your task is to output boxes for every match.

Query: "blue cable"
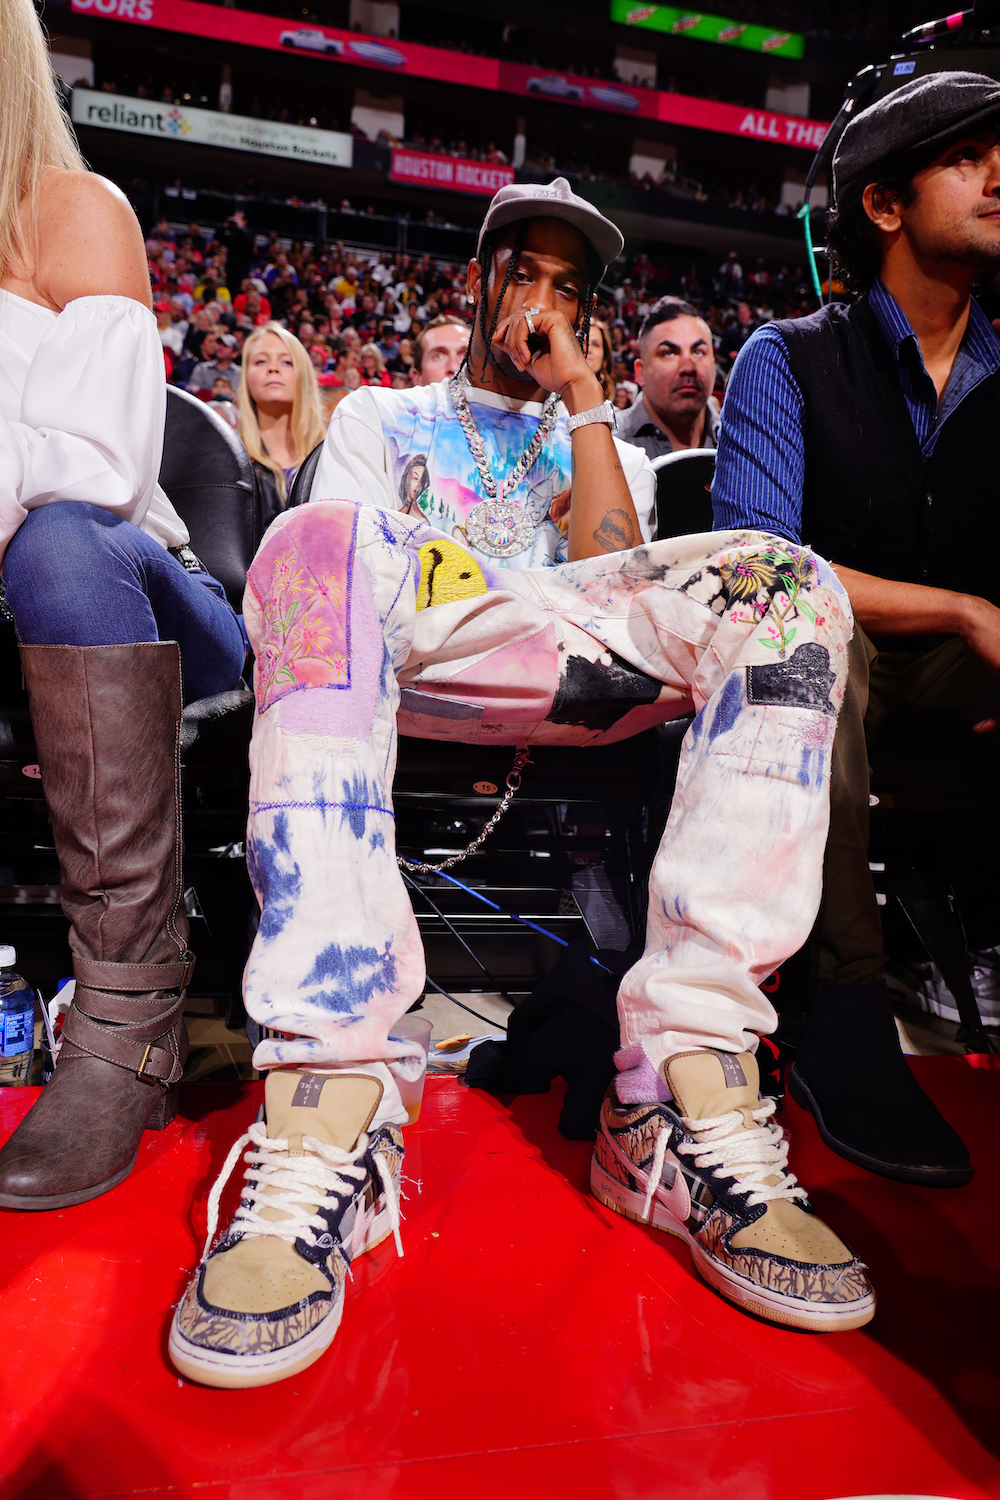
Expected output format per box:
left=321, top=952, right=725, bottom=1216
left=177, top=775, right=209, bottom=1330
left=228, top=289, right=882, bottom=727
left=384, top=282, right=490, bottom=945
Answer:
left=423, top=867, right=614, bottom=975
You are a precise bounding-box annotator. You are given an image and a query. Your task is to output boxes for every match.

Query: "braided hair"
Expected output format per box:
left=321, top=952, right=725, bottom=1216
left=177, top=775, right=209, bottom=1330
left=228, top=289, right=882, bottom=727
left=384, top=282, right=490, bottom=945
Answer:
left=462, top=219, right=601, bottom=382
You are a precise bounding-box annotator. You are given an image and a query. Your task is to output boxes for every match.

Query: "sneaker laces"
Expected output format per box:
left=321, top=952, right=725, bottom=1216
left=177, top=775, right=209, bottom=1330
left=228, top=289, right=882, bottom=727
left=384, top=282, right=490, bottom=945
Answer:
left=640, top=1097, right=806, bottom=1221
left=679, top=1097, right=807, bottom=1206
left=201, top=1121, right=403, bottom=1263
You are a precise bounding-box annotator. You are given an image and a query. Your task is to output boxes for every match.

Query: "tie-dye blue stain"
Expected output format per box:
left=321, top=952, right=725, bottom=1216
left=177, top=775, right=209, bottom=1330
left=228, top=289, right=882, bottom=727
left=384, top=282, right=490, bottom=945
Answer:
left=300, top=940, right=398, bottom=1014
left=247, top=812, right=301, bottom=941
left=661, top=892, right=689, bottom=924
left=379, top=641, right=396, bottom=701
left=341, top=770, right=375, bottom=839
left=798, top=744, right=827, bottom=790
left=708, top=671, right=745, bottom=742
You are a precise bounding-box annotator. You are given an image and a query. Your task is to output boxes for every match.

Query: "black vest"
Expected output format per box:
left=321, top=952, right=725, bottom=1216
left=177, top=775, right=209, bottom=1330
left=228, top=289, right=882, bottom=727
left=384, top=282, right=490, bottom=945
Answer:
left=775, top=298, right=1000, bottom=608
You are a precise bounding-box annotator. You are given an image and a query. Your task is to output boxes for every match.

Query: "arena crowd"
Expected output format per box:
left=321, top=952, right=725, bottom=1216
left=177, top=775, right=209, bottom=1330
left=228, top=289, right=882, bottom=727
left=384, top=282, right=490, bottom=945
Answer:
left=146, top=215, right=820, bottom=444
left=9, top=0, right=1000, bottom=1408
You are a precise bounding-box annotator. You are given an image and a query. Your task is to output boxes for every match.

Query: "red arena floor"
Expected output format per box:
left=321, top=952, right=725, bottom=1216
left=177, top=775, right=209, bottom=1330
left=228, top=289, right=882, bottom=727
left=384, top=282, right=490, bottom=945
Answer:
left=0, top=1056, right=998, bottom=1500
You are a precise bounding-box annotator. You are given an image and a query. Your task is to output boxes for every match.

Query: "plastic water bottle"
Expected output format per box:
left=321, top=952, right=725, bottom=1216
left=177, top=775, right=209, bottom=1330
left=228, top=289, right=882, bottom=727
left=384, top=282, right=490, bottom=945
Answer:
left=0, top=946, right=35, bottom=1086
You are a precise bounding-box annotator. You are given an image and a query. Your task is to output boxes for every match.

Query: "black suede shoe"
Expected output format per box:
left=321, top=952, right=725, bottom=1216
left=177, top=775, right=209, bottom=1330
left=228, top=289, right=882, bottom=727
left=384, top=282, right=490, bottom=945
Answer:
left=789, top=980, right=972, bottom=1187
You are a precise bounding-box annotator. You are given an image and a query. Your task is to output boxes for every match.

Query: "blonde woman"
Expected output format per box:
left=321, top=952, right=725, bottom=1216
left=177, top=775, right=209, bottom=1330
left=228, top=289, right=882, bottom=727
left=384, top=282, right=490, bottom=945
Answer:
left=238, top=321, right=325, bottom=526
left=359, top=341, right=391, bottom=387
left=0, top=0, right=245, bottom=1212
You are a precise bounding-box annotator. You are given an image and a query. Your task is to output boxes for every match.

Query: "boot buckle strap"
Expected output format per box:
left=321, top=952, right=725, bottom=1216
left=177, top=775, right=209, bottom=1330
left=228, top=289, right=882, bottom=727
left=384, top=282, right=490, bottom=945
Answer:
left=74, top=987, right=184, bottom=1028
left=60, top=1007, right=180, bottom=1084
left=137, top=1041, right=166, bottom=1085
left=74, top=952, right=196, bottom=994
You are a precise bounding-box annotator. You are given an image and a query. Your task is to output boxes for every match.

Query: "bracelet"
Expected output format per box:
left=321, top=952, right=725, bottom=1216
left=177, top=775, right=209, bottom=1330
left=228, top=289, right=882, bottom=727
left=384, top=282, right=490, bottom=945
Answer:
left=566, top=399, right=617, bottom=434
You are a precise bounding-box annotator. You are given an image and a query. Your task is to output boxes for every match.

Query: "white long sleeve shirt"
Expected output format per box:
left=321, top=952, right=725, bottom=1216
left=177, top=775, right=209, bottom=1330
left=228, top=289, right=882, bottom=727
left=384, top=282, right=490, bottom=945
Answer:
left=0, top=290, right=189, bottom=564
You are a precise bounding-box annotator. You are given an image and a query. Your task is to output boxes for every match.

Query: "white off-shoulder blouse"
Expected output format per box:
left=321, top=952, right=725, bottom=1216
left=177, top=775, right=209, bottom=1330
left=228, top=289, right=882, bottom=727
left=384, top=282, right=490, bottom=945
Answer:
left=0, top=290, right=189, bottom=563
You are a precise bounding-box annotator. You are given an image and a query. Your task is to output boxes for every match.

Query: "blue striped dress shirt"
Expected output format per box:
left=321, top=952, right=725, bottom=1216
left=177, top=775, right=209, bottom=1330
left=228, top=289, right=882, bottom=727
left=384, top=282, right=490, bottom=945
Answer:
left=711, top=280, right=1000, bottom=543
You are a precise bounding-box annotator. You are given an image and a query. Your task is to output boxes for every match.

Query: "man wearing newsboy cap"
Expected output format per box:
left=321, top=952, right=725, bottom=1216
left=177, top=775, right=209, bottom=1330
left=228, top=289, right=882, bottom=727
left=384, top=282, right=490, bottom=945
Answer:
left=714, top=72, right=1000, bottom=1188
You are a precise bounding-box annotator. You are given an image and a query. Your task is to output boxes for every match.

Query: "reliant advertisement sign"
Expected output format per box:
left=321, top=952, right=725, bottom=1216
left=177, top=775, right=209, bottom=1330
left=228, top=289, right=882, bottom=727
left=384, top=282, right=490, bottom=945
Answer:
left=610, top=0, right=805, bottom=60
left=71, top=87, right=354, bottom=167
left=68, top=0, right=828, bottom=148
left=390, top=150, right=515, bottom=195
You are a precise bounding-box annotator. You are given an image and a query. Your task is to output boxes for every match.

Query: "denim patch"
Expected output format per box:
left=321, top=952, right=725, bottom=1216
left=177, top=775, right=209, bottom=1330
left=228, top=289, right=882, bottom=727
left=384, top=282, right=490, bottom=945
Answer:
left=746, top=643, right=836, bottom=716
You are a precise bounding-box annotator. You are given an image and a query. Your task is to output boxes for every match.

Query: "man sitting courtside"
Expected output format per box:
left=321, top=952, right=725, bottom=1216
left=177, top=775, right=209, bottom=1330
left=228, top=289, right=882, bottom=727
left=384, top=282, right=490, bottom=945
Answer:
left=166, top=178, right=874, bottom=1393
left=616, top=298, right=718, bottom=461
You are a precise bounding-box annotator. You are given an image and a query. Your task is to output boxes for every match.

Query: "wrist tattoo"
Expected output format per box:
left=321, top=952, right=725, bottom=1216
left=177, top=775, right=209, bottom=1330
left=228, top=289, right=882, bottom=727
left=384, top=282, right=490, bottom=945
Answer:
left=593, top=509, right=637, bottom=554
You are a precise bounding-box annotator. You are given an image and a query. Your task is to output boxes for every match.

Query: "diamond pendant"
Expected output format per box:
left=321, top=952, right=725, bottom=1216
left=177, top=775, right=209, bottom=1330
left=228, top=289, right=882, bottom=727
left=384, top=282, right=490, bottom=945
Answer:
left=464, top=498, right=535, bottom=559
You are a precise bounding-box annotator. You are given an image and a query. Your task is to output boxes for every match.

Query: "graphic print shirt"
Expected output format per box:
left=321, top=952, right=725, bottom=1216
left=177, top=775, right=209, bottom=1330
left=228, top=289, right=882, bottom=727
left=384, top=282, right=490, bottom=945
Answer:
left=311, top=381, right=656, bottom=570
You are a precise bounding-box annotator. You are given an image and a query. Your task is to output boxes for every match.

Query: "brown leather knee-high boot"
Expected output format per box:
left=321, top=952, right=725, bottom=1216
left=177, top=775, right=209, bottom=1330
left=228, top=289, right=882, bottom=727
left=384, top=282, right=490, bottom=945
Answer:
left=0, top=643, right=194, bottom=1210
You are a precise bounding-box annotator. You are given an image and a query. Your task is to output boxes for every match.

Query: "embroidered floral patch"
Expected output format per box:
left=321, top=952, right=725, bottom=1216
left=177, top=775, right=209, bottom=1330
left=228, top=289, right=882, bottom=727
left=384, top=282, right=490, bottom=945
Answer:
left=248, top=506, right=357, bottom=712
left=718, top=540, right=818, bottom=658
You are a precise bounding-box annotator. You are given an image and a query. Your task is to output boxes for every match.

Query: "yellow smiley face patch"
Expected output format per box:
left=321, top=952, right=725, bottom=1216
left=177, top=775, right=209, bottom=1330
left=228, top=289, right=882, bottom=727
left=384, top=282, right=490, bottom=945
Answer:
left=415, top=540, right=490, bottom=611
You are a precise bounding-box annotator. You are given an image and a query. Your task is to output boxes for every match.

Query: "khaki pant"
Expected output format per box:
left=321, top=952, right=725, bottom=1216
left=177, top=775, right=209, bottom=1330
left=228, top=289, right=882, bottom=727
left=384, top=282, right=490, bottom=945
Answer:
left=812, top=627, right=1000, bottom=986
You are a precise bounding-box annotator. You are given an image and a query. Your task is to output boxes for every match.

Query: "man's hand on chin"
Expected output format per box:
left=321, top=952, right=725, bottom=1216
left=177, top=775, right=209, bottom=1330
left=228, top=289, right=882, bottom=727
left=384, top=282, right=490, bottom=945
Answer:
left=493, top=308, right=602, bottom=412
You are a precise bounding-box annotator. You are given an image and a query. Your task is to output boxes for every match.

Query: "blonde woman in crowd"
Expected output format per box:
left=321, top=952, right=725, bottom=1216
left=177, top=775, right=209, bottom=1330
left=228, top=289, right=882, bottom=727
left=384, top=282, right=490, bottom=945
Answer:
left=238, top=321, right=326, bottom=527
left=0, top=0, right=245, bottom=1210
left=359, top=342, right=391, bottom=387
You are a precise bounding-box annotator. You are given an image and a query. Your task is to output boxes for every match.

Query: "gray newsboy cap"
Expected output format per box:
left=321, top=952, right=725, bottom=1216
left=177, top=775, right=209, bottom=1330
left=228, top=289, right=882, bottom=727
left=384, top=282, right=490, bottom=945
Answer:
left=834, top=70, right=1000, bottom=198
left=477, top=176, right=624, bottom=271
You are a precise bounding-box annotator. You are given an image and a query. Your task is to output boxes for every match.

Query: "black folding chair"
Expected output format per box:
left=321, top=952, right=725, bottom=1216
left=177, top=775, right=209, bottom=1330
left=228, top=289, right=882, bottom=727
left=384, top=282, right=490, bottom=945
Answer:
left=651, top=449, right=716, bottom=540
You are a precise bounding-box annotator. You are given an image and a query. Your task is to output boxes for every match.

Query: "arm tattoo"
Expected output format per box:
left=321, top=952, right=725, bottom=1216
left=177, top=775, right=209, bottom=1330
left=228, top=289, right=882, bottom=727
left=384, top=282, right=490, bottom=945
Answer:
left=592, top=508, right=637, bottom=554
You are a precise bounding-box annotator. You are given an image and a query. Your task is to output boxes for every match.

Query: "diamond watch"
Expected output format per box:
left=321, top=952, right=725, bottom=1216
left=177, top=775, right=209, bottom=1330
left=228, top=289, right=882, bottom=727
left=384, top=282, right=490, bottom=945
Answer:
left=566, top=399, right=617, bottom=433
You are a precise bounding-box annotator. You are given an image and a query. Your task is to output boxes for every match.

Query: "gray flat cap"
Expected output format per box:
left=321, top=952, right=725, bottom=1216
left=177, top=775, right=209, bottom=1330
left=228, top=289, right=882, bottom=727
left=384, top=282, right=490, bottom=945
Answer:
left=834, top=70, right=1000, bottom=198
left=477, top=176, right=624, bottom=271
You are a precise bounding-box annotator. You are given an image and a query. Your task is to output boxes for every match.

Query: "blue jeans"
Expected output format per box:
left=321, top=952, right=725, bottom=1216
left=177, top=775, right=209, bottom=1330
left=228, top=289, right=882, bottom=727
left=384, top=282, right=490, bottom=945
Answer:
left=2, top=503, right=246, bottom=703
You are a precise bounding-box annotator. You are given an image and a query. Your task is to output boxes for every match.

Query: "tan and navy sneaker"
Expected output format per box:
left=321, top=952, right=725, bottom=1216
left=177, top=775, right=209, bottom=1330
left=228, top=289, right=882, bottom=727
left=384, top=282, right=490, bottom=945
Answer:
left=591, top=1048, right=875, bottom=1332
left=169, top=1068, right=405, bottom=1388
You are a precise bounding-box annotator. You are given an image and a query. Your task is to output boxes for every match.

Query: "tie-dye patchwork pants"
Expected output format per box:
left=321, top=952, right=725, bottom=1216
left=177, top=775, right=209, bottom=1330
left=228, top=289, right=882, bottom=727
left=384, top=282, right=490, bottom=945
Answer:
left=241, top=500, right=852, bottom=1075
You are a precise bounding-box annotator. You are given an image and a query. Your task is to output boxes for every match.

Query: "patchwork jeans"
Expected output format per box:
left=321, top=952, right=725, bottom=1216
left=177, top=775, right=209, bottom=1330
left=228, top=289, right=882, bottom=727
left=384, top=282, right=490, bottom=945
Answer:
left=242, top=501, right=852, bottom=1076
